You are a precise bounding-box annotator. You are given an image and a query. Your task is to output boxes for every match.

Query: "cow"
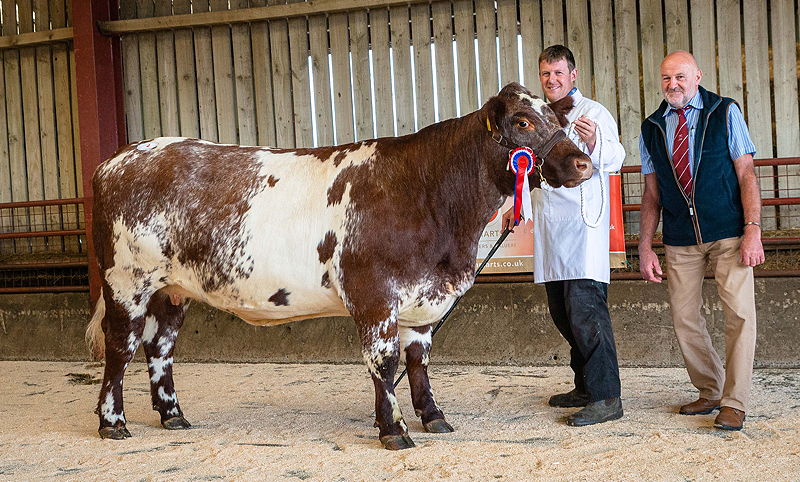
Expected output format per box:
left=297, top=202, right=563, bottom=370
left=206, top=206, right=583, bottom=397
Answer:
left=85, top=82, right=592, bottom=450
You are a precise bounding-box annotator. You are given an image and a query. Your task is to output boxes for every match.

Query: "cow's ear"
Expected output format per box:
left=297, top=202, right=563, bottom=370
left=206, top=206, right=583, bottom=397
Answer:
left=549, top=95, right=575, bottom=127
left=485, top=96, right=506, bottom=130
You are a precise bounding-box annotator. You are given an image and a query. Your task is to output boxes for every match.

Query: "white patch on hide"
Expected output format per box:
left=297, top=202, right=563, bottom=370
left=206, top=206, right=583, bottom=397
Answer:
left=142, top=316, right=158, bottom=344
left=101, top=391, right=124, bottom=425
left=399, top=327, right=431, bottom=350
left=396, top=273, right=471, bottom=327
left=430, top=388, right=441, bottom=411
left=157, top=329, right=176, bottom=357
left=386, top=392, right=404, bottom=423
left=125, top=332, right=138, bottom=354
left=168, top=408, right=180, bottom=416
left=196, top=144, right=380, bottom=321
left=136, top=141, right=158, bottom=151
left=158, top=386, right=177, bottom=403
left=135, top=137, right=184, bottom=153
left=149, top=356, right=172, bottom=383
left=362, top=316, right=399, bottom=378
left=518, top=93, right=548, bottom=116
left=105, top=216, right=171, bottom=320
left=399, top=326, right=432, bottom=364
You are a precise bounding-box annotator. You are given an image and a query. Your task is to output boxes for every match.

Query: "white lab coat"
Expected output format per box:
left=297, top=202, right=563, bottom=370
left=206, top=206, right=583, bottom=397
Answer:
left=531, top=89, right=626, bottom=284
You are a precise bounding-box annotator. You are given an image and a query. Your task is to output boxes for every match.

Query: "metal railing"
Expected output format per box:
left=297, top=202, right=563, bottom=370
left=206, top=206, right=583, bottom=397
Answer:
left=0, top=198, right=88, bottom=293
left=620, top=158, right=800, bottom=235
left=613, top=157, right=800, bottom=279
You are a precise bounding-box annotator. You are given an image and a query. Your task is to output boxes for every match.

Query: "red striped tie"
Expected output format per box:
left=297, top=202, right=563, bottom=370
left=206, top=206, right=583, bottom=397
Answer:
left=672, top=107, right=692, bottom=196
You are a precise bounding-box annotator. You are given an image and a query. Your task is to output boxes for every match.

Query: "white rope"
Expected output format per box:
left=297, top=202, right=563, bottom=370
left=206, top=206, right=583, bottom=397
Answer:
left=568, top=119, right=606, bottom=228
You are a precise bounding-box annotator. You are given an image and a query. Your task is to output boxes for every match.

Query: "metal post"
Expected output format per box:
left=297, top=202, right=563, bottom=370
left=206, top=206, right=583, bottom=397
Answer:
left=73, top=0, right=126, bottom=306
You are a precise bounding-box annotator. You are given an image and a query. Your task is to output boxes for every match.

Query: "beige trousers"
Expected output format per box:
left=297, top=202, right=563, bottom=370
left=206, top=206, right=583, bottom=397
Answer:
left=664, top=237, right=757, bottom=412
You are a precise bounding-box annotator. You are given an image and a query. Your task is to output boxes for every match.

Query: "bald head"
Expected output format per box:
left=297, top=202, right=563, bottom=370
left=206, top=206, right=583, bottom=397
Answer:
left=662, top=51, right=699, bottom=71
left=660, top=50, right=703, bottom=108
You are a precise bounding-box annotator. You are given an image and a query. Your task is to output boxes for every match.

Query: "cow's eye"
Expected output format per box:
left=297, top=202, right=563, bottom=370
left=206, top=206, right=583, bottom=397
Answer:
left=518, top=121, right=529, bottom=128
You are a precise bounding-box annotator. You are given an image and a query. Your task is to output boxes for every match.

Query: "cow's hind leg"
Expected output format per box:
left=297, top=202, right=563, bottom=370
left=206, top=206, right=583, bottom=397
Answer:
left=400, top=324, right=454, bottom=433
left=142, top=291, right=191, bottom=430
left=357, top=313, right=414, bottom=450
left=96, top=293, right=144, bottom=440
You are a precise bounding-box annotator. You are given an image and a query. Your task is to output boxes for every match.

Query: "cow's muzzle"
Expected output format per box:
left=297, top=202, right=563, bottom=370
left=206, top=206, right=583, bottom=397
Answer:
left=561, top=155, right=594, bottom=188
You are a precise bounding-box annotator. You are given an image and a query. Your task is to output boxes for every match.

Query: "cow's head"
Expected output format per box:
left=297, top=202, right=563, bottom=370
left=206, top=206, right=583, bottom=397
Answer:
left=483, top=82, right=592, bottom=190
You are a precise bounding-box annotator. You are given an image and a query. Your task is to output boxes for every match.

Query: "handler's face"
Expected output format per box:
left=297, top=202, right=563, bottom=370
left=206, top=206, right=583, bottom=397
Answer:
left=660, top=56, right=702, bottom=109
left=539, top=58, right=576, bottom=103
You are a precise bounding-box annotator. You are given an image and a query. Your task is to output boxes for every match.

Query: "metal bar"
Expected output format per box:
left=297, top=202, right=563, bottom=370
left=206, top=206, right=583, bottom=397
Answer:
left=0, top=198, right=85, bottom=209
left=476, top=274, right=532, bottom=283
left=611, top=270, right=800, bottom=280
left=0, top=286, right=90, bottom=294
left=476, top=270, right=800, bottom=283
left=763, top=197, right=800, bottom=206
left=0, top=261, right=88, bottom=270
left=623, top=196, right=800, bottom=212
left=624, top=237, right=800, bottom=248
left=0, top=230, right=85, bottom=240
left=754, top=158, right=800, bottom=167
left=620, top=157, right=800, bottom=174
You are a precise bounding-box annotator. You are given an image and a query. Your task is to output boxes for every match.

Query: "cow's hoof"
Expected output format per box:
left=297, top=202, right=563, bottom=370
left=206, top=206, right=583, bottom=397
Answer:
left=380, top=434, right=416, bottom=450
left=99, top=426, right=131, bottom=440
left=424, top=418, right=454, bottom=433
left=162, top=416, right=192, bottom=430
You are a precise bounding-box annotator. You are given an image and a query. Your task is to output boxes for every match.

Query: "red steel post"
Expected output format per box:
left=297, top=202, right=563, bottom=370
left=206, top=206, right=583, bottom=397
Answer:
left=73, top=0, right=126, bottom=305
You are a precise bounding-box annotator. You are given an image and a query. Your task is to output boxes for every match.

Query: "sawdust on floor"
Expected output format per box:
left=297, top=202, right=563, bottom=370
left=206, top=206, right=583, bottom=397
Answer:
left=1, top=362, right=798, bottom=480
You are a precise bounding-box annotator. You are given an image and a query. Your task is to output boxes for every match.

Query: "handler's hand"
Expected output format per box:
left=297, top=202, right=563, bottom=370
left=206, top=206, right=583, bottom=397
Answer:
left=638, top=246, right=663, bottom=283
left=740, top=227, right=765, bottom=267
left=573, top=116, right=597, bottom=153
left=501, top=208, right=518, bottom=233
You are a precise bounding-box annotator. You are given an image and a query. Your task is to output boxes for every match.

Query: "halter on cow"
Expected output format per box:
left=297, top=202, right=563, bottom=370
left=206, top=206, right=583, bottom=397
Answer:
left=86, top=82, right=592, bottom=450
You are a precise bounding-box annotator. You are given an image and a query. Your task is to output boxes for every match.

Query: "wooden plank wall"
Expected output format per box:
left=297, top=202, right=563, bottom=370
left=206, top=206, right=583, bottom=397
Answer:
left=2, top=0, right=800, bottom=246
left=0, top=0, right=79, bottom=255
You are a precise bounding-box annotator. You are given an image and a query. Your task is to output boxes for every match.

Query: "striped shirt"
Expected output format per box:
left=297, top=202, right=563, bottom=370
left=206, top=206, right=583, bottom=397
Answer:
left=639, top=91, right=756, bottom=175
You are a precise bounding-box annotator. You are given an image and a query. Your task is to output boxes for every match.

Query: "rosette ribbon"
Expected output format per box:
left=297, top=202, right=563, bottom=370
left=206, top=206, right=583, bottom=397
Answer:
left=508, top=146, right=535, bottom=226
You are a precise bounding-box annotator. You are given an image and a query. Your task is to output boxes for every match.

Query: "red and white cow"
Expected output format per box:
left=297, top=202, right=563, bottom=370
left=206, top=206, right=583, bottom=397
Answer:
left=86, top=82, right=591, bottom=449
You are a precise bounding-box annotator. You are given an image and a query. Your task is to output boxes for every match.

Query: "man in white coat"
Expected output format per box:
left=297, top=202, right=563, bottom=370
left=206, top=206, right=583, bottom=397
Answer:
left=503, top=45, right=626, bottom=426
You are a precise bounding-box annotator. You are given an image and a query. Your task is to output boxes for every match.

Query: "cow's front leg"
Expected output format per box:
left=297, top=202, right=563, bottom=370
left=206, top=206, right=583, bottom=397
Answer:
left=400, top=324, right=454, bottom=433
left=358, top=315, right=414, bottom=450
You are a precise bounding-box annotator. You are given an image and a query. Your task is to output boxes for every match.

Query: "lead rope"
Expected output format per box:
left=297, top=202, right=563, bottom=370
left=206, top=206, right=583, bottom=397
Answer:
left=568, top=119, right=606, bottom=228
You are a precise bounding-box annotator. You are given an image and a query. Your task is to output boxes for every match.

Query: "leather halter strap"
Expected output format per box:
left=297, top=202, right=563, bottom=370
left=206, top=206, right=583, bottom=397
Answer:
left=534, top=129, right=566, bottom=160
left=486, top=118, right=567, bottom=162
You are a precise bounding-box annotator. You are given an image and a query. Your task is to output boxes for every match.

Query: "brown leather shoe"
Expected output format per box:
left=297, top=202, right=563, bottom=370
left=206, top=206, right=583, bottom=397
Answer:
left=679, top=397, right=721, bottom=415
left=714, top=406, right=745, bottom=431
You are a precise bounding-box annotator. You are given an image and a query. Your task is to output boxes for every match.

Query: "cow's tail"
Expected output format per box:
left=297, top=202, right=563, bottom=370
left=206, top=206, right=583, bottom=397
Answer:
left=86, top=289, right=106, bottom=360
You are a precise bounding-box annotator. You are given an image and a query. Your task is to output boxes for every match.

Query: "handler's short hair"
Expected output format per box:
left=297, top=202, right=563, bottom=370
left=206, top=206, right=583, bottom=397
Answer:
left=539, top=45, right=576, bottom=72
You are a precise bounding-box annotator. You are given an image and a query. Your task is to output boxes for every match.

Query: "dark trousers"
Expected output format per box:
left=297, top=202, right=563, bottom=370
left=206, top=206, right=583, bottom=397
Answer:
left=545, top=279, right=621, bottom=402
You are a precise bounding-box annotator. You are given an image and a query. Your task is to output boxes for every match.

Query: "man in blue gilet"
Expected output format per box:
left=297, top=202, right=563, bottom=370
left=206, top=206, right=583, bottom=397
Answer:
left=638, top=51, right=763, bottom=431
